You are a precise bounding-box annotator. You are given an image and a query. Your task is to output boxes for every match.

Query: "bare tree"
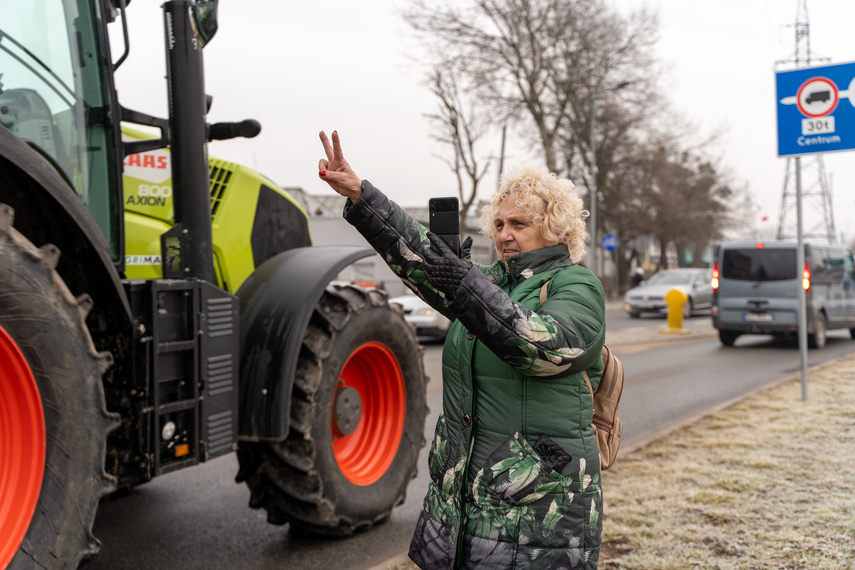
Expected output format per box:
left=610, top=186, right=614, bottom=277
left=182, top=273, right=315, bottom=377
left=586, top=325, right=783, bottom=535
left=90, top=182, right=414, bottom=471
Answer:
left=591, top=119, right=744, bottom=290
left=633, top=143, right=736, bottom=270
left=403, top=0, right=659, bottom=177
left=424, top=67, right=493, bottom=235
left=403, top=0, right=745, bottom=291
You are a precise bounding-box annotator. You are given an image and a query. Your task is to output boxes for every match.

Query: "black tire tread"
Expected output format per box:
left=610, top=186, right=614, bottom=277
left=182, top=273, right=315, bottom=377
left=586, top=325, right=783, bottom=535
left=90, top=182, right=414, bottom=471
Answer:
left=1, top=206, right=117, bottom=569
left=237, top=284, right=425, bottom=536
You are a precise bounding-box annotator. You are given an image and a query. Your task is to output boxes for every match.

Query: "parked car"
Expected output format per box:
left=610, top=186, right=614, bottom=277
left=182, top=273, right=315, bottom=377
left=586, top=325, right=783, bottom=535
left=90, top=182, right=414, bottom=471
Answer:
left=390, top=291, right=451, bottom=341
left=624, top=267, right=713, bottom=318
left=711, top=240, right=855, bottom=348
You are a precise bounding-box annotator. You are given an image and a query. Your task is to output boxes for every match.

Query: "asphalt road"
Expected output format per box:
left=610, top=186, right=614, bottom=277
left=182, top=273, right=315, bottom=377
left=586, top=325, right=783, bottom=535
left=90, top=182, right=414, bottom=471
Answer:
left=88, top=311, right=855, bottom=569
left=613, top=321, right=855, bottom=449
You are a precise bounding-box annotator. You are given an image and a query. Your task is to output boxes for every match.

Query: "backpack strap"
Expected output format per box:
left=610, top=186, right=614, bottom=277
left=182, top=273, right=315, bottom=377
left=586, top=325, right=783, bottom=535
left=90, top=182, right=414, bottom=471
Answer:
left=539, top=280, right=550, bottom=306
left=580, top=369, right=595, bottom=400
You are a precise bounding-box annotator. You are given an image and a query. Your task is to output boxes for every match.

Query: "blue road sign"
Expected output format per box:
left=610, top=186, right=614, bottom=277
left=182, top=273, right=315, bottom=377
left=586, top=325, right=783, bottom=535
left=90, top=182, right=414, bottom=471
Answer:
left=601, top=233, right=618, bottom=252
left=776, top=61, right=855, bottom=157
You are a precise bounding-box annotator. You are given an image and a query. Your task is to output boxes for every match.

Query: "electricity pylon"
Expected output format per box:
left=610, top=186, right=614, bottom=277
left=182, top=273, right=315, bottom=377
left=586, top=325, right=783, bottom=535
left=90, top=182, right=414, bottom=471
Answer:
left=775, top=0, right=836, bottom=243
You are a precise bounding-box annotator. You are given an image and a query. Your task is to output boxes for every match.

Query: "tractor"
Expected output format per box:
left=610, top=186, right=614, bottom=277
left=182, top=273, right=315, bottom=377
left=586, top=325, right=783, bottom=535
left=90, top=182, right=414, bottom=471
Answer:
left=0, top=1, right=427, bottom=567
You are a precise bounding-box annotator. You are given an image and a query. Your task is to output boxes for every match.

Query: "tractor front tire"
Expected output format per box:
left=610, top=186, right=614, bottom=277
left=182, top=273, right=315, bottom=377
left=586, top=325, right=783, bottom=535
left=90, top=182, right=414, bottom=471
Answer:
left=0, top=205, right=117, bottom=569
left=237, top=284, right=427, bottom=536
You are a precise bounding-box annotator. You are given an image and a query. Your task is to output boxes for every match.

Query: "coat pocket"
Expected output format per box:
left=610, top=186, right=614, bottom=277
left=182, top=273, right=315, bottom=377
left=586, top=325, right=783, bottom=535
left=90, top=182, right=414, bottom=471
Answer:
left=472, top=432, right=565, bottom=508
left=466, top=433, right=600, bottom=556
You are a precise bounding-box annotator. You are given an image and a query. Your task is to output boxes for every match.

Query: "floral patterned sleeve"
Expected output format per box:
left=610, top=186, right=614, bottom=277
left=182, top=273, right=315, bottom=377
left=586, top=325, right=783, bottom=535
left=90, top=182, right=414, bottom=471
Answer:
left=447, top=266, right=605, bottom=378
left=342, top=180, right=448, bottom=315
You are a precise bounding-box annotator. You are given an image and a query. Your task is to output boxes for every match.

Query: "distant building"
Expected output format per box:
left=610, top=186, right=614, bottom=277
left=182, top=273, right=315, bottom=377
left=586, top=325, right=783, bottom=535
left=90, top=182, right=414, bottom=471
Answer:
left=287, top=187, right=496, bottom=297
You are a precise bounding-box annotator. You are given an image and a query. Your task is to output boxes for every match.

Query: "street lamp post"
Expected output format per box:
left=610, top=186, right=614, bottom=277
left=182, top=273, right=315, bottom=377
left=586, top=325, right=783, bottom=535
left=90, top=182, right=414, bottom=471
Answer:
left=589, top=81, right=631, bottom=279
left=589, top=102, right=599, bottom=277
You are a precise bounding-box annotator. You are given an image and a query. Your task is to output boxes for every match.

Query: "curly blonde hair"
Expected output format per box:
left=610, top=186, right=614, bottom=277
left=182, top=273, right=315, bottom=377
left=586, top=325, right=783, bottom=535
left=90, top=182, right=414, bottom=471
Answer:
left=479, top=165, right=589, bottom=263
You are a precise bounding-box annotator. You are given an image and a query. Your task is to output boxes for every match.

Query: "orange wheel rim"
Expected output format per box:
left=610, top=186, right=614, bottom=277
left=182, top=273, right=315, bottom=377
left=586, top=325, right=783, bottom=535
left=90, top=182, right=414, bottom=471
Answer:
left=0, top=325, right=45, bottom=568
left=331, top=342, right=405, bottom=486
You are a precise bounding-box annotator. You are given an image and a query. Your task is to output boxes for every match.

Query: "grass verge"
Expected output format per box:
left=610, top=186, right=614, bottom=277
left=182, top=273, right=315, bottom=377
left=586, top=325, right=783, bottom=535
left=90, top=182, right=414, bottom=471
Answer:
left=600, top=354, right=855, bottom=569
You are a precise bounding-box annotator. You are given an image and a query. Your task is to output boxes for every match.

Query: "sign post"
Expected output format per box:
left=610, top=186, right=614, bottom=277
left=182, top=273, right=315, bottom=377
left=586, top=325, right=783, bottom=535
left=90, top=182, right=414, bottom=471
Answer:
left=600, top=233, right=619, bottom=299
left=776, top=61, right=855, bottom=401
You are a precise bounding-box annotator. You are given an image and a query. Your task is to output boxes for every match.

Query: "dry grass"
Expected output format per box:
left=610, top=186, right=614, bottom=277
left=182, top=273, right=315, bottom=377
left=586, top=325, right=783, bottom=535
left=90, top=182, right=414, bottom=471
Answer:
left=600, top=354, right=855, bottom=569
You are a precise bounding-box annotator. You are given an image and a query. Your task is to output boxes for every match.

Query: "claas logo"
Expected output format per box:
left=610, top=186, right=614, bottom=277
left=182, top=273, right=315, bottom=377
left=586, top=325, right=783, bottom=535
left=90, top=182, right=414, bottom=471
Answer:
left=124, top=153, right=168, bottom=169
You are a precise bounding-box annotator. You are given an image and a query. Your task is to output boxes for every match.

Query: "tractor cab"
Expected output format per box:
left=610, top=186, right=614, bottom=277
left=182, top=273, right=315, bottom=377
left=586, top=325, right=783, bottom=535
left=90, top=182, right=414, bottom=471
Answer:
left=0, top=0, right=221, bottom=268
left=0, top=0, right=123, bottom=257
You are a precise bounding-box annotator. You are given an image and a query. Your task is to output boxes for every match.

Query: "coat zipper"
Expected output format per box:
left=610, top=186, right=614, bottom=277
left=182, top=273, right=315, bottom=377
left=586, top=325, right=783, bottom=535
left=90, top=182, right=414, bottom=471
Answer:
left=454, top=331, right=479, bottom=568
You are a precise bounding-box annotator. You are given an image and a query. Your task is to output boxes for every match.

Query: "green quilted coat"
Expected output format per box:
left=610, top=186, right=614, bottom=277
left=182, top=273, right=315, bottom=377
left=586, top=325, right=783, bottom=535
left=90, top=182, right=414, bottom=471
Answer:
left=344, top=182, right=606, bottom=569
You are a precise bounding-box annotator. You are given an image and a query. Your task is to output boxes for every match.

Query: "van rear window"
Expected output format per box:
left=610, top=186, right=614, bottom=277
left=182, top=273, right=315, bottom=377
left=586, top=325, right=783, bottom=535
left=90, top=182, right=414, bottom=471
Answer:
left=722, top=249, right=797, bottom=281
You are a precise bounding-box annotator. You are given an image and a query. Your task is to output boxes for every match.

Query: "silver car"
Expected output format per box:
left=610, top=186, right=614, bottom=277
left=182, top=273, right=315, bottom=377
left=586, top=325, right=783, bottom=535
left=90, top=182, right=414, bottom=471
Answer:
left=390, top=291, right=451, bottom=341
left=624, top=268, right=713, bottom=318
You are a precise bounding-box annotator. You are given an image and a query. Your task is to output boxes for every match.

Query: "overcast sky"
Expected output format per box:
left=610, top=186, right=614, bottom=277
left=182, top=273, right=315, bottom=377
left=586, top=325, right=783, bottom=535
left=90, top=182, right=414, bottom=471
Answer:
left=111, top=0, right=855, bottom=242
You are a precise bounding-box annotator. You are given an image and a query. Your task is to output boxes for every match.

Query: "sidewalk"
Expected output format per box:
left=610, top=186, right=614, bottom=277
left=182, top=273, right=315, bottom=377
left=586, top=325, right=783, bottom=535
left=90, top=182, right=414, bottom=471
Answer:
left=604, top=300, right=718, bottom=349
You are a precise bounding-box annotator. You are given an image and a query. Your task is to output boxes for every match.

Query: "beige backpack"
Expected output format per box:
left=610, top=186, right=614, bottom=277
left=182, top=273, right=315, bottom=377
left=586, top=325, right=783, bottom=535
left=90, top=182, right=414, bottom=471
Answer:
left=540, top=282, right=624, bottom=470
left=580, top=346, right=624, bottom=470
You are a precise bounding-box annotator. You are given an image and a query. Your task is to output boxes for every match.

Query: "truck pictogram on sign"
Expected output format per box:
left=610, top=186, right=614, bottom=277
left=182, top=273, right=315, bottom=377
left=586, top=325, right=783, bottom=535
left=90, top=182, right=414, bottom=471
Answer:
left=805, top=90, right=831, bottom=104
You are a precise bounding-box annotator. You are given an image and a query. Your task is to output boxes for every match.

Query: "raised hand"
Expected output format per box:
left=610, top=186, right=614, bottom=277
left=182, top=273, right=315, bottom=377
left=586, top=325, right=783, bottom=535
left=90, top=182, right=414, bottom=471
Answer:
left=318, top=130, right=362, bottom=202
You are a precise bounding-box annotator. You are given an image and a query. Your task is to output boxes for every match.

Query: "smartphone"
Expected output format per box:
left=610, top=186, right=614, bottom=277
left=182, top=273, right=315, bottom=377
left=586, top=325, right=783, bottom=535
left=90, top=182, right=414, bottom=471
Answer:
left=429, top=197, right=460, bottom=256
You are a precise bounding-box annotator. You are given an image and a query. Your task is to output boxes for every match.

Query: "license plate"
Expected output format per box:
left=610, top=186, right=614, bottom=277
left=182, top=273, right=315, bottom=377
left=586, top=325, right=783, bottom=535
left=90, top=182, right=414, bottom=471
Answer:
left=744, top=312, right=773, bottom=322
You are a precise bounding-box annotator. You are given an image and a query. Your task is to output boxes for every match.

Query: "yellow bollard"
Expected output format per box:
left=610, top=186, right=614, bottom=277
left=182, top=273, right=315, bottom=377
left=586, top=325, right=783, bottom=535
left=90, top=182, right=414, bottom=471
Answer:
left=660, top=289, right=691, bottom=335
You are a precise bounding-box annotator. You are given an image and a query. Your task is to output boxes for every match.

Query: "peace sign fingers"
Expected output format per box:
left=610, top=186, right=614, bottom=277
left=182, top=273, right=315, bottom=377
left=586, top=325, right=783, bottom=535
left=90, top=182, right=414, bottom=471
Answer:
left=317, top=130, right=363, bottom=202
left=320, top=130, right=336, bottom=163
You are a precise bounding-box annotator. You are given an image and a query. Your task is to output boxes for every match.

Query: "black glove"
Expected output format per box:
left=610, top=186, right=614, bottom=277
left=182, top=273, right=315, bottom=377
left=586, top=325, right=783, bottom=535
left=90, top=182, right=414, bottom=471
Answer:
left=423, top=233, right=473, bottom=299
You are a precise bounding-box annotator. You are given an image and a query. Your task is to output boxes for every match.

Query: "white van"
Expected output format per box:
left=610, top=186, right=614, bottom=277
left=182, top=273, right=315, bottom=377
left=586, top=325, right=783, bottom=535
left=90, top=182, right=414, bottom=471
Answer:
left=711, top=241, right=855, bottom=348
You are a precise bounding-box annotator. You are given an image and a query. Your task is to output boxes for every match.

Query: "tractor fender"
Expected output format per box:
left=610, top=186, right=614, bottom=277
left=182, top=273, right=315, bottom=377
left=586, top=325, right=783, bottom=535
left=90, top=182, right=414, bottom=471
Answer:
left=236, top=245, right=375, bottom=441
left=0, top=125, right=132, bottom=332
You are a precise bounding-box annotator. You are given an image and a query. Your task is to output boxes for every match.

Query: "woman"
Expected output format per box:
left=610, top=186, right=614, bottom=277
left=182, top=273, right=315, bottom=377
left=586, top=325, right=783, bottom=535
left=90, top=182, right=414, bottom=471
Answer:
left=318, top=130, right=606, bottom=569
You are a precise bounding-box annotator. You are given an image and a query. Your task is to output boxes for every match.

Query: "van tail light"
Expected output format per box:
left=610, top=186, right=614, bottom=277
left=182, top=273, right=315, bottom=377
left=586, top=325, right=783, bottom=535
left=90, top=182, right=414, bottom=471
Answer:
left=711, top=262, right=720, bottom=292
left=802, top=263, right=811, bottom=293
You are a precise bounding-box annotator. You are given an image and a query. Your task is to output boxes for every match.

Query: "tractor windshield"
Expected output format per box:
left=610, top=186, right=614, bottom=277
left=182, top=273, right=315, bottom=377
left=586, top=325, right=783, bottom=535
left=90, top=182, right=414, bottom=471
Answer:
left=0, top=0, right=121, bottom=258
